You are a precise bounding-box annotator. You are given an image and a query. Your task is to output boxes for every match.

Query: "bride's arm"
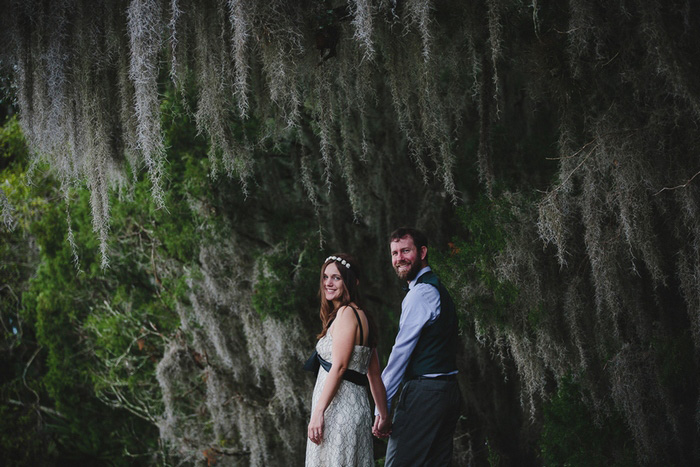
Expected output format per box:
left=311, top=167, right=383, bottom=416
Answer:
left=308, top=306, right=356, bottom=444
left=367, top=348, right=391, bottom=436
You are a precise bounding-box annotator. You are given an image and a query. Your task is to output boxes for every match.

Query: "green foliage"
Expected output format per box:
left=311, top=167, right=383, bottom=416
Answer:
left=252, top=235, right=324, bottom=321
left=0, top=115, right=28, bottom=166
left=539, top=376, right=637, bottom=466
left=0, top=118, right=47, bottom=235
left=0, top=116, right=156, bottom=464
left=0, top=116, right=55, bottom=465
left=486, top=437, right=502, bottom=467
left=0, top=91, right=215, bottom=464
left=433, top=197, right=519, bottom=329
left=1, top=115, right=34, bottom=316
left=18, top=184, right=162, bottom=464
left=0, top=404, right=58, bottom=464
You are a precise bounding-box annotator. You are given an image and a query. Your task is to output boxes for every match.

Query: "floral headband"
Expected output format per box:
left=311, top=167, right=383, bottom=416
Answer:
left=325, top=256, right=351, bottom=269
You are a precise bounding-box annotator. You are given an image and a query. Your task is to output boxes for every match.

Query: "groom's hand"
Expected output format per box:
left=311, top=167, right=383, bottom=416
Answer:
left=372, top=415, right=391, bottom=438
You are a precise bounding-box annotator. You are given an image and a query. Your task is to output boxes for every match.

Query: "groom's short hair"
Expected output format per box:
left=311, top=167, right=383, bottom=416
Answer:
left=389, top=227, right=429, bottom=261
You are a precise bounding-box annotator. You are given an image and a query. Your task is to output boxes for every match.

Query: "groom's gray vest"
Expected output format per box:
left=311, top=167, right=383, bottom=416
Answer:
left=404, top=270, right=458, bottom=380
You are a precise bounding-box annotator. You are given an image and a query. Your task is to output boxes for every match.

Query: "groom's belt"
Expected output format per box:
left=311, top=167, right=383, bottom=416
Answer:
left=410, top=373, right=457, bottom=382
left=303, top=350, right=369, bottom=386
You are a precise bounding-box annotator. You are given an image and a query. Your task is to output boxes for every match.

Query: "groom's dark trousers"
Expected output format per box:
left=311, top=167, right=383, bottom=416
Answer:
left=384, top=376, right=460, bottom=466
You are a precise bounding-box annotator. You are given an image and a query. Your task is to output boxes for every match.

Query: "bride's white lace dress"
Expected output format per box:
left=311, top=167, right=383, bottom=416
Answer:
left=305, top=332, right=373, bottom=466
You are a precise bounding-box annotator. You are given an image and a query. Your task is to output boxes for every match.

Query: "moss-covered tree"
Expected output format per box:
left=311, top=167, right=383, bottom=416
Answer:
left=2, top=0, right=700, bottom=465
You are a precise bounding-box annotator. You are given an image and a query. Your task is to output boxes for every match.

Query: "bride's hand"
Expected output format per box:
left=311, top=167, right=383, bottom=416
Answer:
left=372, top=415, right=391, bottom=438
left=308, top=410, right=324, bottom=444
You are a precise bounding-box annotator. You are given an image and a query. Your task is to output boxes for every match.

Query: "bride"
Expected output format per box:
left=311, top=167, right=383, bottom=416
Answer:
left=305, top=254, right=391, bottom=466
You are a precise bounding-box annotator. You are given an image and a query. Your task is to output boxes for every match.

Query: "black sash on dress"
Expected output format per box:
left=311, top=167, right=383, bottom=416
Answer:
left=302, top=306, right=369, bottom=387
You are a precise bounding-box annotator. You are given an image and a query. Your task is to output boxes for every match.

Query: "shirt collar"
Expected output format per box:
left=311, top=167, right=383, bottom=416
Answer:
left=407, top=266, right=431, bottom=291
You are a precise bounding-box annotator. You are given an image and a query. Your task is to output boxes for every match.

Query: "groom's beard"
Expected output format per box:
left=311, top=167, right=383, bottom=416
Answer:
left=394, top=258, right=422, bottom=282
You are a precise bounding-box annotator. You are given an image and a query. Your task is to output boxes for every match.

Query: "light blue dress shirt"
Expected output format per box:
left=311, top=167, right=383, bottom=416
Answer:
left=379, top=266, right=454, bottom=413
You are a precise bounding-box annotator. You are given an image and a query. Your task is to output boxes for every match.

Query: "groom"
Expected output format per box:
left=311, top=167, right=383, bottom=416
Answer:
left=374, top=227, right=460, bottom=466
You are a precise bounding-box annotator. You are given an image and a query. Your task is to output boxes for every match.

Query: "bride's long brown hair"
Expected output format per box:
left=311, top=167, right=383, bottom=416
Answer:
left=317, top=253, right=377, bottom=347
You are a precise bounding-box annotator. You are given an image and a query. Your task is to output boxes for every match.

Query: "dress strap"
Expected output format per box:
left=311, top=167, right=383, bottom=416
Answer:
left=348, top=305, right=364, bottom=346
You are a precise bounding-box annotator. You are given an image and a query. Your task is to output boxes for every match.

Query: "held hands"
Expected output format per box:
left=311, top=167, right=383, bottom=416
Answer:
left=372, top=414, right=392, bottom=438
left=308, top=410, right=324, bottom=445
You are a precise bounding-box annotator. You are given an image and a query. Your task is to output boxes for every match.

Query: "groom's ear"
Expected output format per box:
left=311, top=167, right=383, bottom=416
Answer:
left=420, top=245, right=428, bottom=262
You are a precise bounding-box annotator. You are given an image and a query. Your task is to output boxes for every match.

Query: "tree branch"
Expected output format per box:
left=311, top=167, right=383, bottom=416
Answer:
left=654, top=169, right=700, bottom=195
left=8, top=399, right=66, bottom=419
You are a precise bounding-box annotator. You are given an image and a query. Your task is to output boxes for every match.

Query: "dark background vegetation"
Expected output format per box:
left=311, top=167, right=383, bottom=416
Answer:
left=2, top=1, right=700, bottom=465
